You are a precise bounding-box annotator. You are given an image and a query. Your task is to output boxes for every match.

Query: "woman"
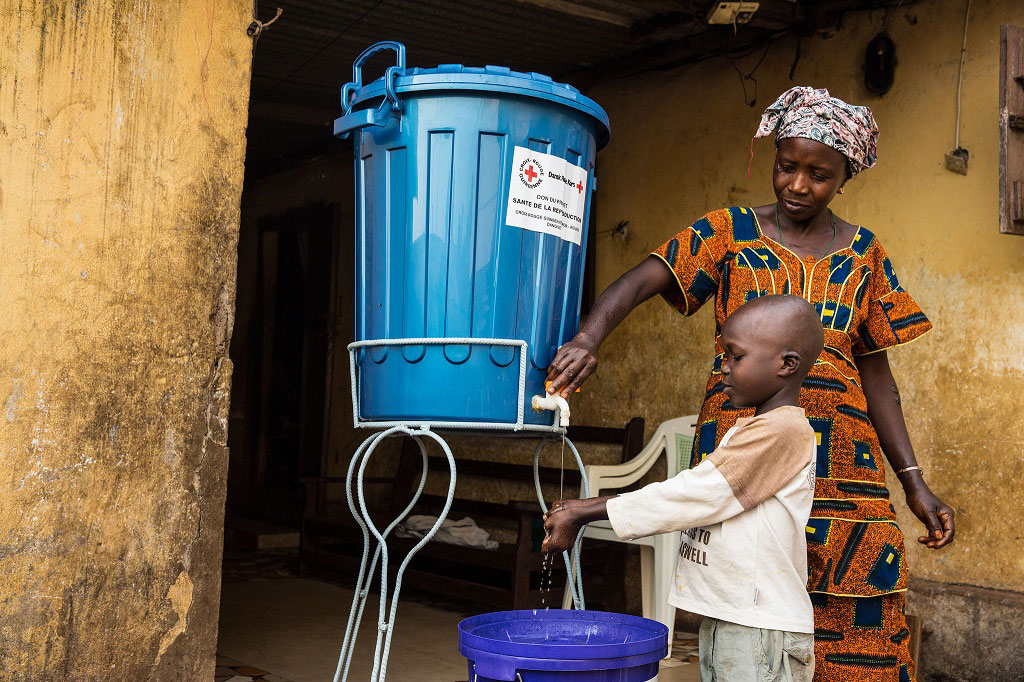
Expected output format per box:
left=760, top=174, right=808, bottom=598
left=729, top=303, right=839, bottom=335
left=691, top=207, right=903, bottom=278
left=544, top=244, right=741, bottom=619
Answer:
left=546, top=87, right=954, bottom=681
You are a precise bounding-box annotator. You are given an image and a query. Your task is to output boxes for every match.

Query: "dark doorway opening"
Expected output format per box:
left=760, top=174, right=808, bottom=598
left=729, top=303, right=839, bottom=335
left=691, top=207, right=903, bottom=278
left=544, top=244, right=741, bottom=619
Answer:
left=228, top=202, right=339, bottom=527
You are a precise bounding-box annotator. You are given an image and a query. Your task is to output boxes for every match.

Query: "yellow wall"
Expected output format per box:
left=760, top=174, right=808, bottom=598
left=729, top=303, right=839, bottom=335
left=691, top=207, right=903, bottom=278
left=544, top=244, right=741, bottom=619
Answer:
left=0, top=2, right=251, bottom=678
left=580, top=0, right=1024, bottom=593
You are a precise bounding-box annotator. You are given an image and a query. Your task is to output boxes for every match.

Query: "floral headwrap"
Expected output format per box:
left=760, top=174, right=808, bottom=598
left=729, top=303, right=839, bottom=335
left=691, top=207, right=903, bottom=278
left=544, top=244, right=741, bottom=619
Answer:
left=754, top=86, right=879, bottom=176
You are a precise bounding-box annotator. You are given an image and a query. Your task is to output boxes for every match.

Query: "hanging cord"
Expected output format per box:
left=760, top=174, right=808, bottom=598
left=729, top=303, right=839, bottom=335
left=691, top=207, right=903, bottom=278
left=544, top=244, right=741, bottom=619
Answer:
left=788, top=35, right=802, bottom=81
left=882, top=0, right=905, bottom=33
left=283, top=0, right=386, bottom=81
left=953, top=0, right=972, bottom=149
left=726, top=39, right=773, bottom=108
left=247, top=6, right=282, bottom=44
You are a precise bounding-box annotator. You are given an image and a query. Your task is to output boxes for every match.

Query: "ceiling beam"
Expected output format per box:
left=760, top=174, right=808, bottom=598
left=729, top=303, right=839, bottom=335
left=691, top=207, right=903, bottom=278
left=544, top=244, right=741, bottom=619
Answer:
left=515, top=0, right=634, bottom=28
left=564, top=27, right=791, bottom=91
left=630, top=11, right=698, bottom=40
left=745, top=0, right=807, bottom=30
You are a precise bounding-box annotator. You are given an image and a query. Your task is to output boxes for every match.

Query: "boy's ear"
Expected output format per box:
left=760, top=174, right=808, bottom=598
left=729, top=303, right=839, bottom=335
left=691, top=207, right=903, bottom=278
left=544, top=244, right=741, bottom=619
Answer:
left=778, top=350, right=802, bottom=377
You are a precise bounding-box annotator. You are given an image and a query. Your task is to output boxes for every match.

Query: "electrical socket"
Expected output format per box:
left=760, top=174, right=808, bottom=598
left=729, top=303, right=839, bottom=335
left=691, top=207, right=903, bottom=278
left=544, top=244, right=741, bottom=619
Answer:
left=944, top=147, right=969, bottom=175
left=707, top=2, right=760, bottom=25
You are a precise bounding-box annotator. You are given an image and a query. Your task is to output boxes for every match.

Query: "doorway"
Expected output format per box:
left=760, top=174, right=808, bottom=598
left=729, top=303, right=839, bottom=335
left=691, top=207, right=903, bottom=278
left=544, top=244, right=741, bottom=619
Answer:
left=230, top=202, right=339, bottom=525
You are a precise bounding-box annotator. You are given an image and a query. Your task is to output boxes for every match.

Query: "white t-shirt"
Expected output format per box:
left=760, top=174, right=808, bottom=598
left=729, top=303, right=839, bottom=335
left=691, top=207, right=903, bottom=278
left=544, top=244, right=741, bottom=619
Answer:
left=606, top=405, right=816, bottom=633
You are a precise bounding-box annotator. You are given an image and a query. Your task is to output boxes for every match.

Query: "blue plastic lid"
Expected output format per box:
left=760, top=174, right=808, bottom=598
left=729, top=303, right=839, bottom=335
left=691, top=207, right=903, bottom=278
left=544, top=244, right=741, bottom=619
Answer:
left=458, top=609, right=668, bottom=660
left=352, top=64, right=610, bottom=148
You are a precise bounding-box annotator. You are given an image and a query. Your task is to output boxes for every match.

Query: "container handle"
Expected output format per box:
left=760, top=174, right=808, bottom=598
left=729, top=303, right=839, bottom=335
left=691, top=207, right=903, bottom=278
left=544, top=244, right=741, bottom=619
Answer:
left=333, top=103, right=399, bottom=138
left=336, top=41, right=406, bottom=139
left=341, top=40, right=406, bottom=115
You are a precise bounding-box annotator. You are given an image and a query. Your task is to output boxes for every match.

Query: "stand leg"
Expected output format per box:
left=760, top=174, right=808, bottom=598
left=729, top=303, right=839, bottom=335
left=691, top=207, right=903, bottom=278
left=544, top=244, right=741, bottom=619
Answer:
left=332, top=426, right=457, bottom=682
left=334, top=429, right=391, bottom=682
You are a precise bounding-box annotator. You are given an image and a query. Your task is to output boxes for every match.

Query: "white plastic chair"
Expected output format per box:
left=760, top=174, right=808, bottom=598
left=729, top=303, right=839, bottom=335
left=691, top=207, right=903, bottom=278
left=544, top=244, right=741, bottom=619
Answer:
left=562, top=415, right=699, bottom=654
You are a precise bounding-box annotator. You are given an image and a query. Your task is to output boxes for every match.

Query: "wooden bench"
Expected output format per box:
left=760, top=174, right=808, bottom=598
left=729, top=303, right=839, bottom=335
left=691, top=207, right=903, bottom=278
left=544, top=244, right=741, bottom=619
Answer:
left=300, top=418, right=644, bottom=610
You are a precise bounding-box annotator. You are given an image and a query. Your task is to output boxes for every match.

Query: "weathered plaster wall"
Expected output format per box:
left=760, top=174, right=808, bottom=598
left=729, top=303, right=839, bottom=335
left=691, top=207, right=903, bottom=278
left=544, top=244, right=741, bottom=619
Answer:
left=0, top=2, right=251, bottom=679
left=577, top=0, right=1023, bottom=677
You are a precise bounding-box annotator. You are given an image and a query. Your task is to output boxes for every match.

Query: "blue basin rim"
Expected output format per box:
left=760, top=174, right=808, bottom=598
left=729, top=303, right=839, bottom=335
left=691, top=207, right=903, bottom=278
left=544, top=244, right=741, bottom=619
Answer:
left=460, top=644, right=666, bottom=673
left=458, top=610, right=668, bottom=660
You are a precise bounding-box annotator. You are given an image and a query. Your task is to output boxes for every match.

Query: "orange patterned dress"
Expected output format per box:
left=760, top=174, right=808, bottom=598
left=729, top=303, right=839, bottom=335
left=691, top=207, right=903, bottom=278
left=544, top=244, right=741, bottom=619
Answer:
left=653, top=207, right=931, bottom=682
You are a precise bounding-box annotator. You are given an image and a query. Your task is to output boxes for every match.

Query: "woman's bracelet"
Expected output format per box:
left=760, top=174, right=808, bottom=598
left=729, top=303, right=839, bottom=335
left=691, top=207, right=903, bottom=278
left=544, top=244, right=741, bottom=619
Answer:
left=896, top=465, right=923, bottom=477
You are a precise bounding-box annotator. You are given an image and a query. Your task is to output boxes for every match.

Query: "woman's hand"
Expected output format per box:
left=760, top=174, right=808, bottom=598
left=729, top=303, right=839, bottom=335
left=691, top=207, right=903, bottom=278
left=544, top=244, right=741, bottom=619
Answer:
left=543, top=256, right=674, bottom=399
left=855, top=352, right=955, bottom=550
left=546, top=333, right=598, bottom=398
left=902, top=476, right=955, bottom=549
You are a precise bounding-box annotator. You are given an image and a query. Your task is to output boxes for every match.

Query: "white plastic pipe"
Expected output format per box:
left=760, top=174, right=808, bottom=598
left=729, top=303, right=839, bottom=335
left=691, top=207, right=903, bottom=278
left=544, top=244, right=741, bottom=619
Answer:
left=531, top=392, right=570, bottom=427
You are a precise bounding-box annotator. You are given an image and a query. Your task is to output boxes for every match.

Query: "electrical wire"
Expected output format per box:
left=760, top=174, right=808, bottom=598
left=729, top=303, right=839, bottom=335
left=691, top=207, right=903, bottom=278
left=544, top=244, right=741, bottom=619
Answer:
left=789, top=35, right=802, bottom=81
left=283, top=0, right=388, bottom=81
left=882, top=0, right=905, bottom=33
left=954, top=0, right=971, bottom=149
left=726, top=38, right=773, bottom=107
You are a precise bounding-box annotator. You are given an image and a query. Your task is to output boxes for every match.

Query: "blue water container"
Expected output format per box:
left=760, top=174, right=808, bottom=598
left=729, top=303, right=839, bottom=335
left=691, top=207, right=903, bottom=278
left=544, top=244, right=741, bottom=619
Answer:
left=335, top=42, right=609, bottom=430
left=459, top=610, right=668, bottom=681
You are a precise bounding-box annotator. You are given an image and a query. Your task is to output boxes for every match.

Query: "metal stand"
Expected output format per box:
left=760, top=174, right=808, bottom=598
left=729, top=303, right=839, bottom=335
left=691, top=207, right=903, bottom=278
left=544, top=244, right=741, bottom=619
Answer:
left=334, top=339, right=591, bottom=682
left=332, top=425, right=456, bottom=682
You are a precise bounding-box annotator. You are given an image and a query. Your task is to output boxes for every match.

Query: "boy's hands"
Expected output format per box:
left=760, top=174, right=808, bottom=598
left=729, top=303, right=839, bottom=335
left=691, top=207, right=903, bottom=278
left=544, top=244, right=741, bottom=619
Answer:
left=541, top=496, right=615, bottom=554
left=541, top=499, right=586, bottom=554
left=546, top=333, right=598, bottom=398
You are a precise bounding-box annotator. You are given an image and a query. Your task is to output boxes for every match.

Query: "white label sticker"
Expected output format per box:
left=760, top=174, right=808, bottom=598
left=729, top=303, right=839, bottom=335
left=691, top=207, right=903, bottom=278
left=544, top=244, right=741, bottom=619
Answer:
left=505, top=146, right=589, bottom=246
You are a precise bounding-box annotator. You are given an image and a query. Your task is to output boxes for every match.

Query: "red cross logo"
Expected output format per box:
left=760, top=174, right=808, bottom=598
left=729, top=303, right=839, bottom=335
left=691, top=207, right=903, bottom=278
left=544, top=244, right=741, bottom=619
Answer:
left=576, top=181, right=583, bottom=194
left=524, top=165, right=538, bottom=183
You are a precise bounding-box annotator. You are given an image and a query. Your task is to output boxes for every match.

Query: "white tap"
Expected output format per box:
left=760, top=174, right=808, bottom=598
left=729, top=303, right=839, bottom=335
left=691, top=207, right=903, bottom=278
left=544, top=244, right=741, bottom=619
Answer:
left=531, top=391, right=570, bottom=428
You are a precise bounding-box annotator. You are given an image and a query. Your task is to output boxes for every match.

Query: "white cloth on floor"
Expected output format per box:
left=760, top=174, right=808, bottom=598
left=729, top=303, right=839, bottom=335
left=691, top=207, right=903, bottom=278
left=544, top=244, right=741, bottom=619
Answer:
left=395, top=515, right=499, bottom=550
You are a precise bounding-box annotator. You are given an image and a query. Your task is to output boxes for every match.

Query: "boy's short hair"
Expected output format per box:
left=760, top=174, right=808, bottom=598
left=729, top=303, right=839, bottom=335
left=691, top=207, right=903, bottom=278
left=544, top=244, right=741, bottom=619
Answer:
left=728, top=295, right=824, bottom=374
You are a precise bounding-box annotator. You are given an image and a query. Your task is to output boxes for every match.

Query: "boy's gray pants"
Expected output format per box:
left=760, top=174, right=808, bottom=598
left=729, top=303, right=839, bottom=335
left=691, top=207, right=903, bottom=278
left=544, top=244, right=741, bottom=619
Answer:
left=698, top=617, right=814, bottom=682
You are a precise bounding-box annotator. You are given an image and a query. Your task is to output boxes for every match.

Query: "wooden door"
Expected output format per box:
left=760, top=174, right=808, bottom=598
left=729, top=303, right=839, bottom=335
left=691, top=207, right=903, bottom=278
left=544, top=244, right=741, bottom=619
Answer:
left=251, top=203, right=339, bottom=523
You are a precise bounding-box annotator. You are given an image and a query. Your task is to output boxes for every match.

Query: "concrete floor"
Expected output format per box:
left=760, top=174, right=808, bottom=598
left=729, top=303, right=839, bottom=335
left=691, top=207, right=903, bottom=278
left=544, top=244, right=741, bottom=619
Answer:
left=658, top=665, right=702, bottom=682
left=218, top=578, right=468, bottom=682
left=218, top=577, right=700, bottom=682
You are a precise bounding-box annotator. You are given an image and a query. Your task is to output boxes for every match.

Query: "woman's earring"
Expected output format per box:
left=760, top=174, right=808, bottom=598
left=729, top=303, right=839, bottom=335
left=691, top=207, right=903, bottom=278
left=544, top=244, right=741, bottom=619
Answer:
left=837, top=187, right=845, bottom=195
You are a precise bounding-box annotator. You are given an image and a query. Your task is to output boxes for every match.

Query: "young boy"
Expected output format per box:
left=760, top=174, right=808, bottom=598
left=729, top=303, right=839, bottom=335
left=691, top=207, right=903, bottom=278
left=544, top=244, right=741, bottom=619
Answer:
left=543, top=294, right=824, bottom=682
